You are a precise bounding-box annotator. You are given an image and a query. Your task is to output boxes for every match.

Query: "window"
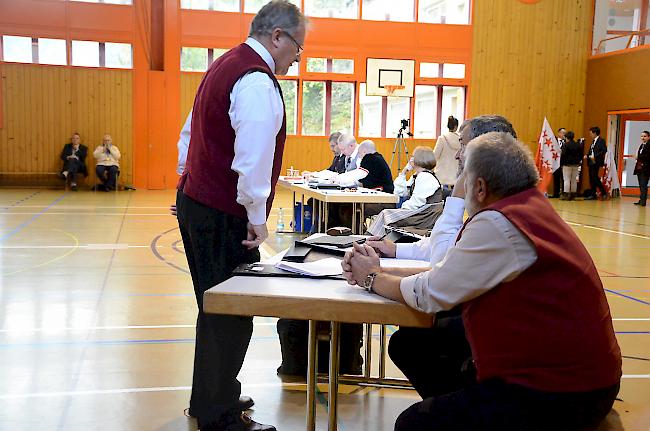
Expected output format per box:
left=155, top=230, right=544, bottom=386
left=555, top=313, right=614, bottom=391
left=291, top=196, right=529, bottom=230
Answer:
left=592, top=0, right=650, bottom=54
left=279, top=80, right=298, bottom=135
left=307, top=58, right=326, bottom=73
left=414, top=85, right=437, bottom=138
left=358, top=83, right=382, bottom=137
left=386, top=97, right=411, bottom=138
left=442, top=63, right=465, bottom=79
left=38, top=38, right=67, bottom=65
left=441, top=86, right=465, bottom=130
left=332, top=59, right=353, bottom=74
left=72, top=40, right=100, bottom=67
left=419, top=0, right=470, bottom=24
left=105, top=42, right=132, bottom=68
left=302, top=81, right=326, bottom=135
left=331, top=82, right=355, bottom=134
left=305, top=0, right=358, bottom=19
left=362, top=0, right=415, bottom=22
left=181, top=47, right=208, bottom=71
left=420, top=62, right=440, bottom=78
left=180, top=0, right=239, bottom=11
left=244, top=0, right=300, bottom=13
left=2, top=35, right=32, bottom=63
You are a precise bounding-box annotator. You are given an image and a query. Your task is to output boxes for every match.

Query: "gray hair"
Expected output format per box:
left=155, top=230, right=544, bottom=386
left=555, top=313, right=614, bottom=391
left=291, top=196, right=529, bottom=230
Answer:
left=329, top=131, right=342, bottom=143
left=249, top=1, right=307, bottom=37
left=412, top=146, right=436, bottom=170
left=358, top=139, right=377, bottom=154
left=465, top=132, right=538, bottom=198
left=337, top=133, right=357, bottom=148
left=461, top=115, right=517, bottom=142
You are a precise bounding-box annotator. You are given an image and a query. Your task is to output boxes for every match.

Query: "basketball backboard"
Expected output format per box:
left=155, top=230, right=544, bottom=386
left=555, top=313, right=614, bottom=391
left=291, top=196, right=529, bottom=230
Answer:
left=366, top=58, right=415, bottom=98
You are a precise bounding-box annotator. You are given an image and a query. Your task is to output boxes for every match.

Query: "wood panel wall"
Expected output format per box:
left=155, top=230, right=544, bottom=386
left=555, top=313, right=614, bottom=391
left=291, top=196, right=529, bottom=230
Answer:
left=584, top=48, right=650, bottom=135
left=0, top=64, right=133, bottom=185
left=469, top=0, right=593, bottom=149
left=180, top=72, right=436, bottom=173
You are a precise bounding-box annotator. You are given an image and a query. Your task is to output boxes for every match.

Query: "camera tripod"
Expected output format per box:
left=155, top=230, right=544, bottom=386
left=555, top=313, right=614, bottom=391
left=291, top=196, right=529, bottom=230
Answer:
left=389, top=127, right=411, bottom=175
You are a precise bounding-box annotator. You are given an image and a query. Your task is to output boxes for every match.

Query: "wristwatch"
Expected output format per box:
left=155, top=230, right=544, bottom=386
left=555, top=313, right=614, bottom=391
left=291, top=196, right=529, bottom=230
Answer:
left=363, top=272, right=378, bottom=293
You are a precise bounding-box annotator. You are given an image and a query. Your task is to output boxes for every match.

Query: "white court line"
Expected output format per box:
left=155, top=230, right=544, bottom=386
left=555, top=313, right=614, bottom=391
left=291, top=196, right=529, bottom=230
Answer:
left=0, top=206, right=171, bottom=209
left=612, top=318, right=650, bottom=321
left=0, top=382, right=305, bottom=400
left=0, top=322, right=278, bottom=333
left=0, top=212, right=170, bottom=216
left=0, top=245, right=163, bottom=249
left=566, top=221, right=650, bottom=240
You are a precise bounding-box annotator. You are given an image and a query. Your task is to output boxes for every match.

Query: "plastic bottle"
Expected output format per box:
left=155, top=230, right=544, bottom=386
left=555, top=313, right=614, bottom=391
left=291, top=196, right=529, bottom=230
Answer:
left=276, top=207, right=285, bottom=232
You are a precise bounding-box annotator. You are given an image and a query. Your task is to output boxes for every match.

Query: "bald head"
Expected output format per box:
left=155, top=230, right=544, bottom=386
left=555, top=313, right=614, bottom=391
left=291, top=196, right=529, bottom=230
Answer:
left=357, top=140, right=377, bottom=159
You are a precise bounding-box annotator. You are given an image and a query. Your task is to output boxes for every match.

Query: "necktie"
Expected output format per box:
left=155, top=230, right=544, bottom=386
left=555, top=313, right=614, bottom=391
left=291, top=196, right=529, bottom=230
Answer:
left=345, top=157, right=351, bottom=171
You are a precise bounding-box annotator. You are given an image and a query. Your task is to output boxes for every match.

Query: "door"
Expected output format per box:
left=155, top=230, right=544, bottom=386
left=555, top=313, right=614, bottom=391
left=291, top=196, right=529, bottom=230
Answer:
left=617, top=112, right=650, bottom=196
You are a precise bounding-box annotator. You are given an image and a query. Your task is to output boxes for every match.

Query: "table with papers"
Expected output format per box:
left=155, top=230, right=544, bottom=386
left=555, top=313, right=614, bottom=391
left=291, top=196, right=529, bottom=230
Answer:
left=204, top=246, right=433, bottom=431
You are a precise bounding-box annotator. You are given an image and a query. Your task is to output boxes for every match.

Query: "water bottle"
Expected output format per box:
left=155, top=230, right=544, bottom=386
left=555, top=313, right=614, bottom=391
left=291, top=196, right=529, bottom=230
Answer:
left=276, top=207, right=285, bottom=232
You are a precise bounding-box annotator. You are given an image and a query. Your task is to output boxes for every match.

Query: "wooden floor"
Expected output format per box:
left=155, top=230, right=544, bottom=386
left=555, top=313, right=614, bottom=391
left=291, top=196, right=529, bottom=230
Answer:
left=0, top=188, right=649, bottom=431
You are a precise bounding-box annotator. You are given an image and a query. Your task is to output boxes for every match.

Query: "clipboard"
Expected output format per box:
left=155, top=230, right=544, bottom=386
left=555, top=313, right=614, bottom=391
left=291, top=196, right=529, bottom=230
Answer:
left=232, top=263, right=344, bottom=280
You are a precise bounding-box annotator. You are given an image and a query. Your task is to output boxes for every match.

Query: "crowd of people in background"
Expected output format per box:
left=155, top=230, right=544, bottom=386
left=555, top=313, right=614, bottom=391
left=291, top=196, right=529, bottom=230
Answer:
left=58, top=132, right=121, bottom=191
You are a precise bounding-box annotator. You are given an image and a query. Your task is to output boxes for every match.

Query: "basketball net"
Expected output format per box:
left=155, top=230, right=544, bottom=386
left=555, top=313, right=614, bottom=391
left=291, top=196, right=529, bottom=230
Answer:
left=384, top=85, right=405, bottom=97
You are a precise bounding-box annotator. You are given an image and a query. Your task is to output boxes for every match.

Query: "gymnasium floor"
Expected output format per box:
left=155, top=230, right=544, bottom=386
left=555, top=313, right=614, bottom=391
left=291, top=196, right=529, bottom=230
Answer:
left=0, top=188, right=648, bottom=431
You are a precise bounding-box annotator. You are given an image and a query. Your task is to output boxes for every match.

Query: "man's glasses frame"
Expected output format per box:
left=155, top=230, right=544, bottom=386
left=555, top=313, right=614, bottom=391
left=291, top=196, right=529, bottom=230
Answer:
left=282, top=30, right=303, bottom=56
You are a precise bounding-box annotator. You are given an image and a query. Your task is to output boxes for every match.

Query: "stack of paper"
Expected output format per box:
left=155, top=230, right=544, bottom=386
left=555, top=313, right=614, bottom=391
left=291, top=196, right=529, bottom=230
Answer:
left=275, top=257, right=343, bottom=277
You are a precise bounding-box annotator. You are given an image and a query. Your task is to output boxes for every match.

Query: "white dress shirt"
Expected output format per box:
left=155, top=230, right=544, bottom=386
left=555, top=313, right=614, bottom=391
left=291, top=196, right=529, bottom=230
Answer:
left=345, top=146, right=360, bottom=171
left=396, top=196, right=466, bottom=265
left=177, top=110, right=192, bottom=175
left=393, top=171, right=441, bottom=210
left=399, top=209, right=538, bottom=314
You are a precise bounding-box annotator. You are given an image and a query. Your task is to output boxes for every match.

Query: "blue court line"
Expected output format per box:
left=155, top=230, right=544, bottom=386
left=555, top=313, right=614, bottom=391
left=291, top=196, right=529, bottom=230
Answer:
left=605, top=289, right=650, bottom=306
left=0, top=193, right=67, bottom=243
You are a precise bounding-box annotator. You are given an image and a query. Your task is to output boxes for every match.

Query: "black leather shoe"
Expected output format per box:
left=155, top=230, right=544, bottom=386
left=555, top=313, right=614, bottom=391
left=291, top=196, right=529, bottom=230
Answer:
left=199, top=412, right=276, bottom=431
left=186, top=396, right=255, bottom=418
left=585, top=195, right=596, bottom=200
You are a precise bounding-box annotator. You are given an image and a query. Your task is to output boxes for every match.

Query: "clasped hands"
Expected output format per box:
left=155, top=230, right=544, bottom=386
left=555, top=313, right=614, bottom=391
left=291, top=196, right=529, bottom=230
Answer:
left=342, top=242, right=382, bottom=286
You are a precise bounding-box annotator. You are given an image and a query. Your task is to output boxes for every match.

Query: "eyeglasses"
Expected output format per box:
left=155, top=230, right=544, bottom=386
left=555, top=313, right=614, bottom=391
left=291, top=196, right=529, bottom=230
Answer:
left=282, top=30, right=303, bottom=56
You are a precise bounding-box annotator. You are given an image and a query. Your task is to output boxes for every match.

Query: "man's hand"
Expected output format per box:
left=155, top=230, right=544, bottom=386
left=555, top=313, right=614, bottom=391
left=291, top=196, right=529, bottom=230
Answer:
left=242, top=223, right=268, bottom=250
left=451, top=173, right=466, bottom=199
left=169, top=204, right=177, bottom=217
left=349, top=243, right=381, bottom=286
left=342, top=249, right=356, bottom=285
left=365, top=236, right=396, bottom=258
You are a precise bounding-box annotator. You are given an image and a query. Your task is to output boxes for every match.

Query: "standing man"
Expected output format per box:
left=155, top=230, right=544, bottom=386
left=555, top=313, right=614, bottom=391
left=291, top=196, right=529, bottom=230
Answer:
left=93, top=134, right=121, bottom=191
left=585, top=126, right=608, bottom=200
left=551, top=127, right=566, bottom=198
left=633, top=130, right=650, bottom=207
left=176, top=2, right=307, bottom=430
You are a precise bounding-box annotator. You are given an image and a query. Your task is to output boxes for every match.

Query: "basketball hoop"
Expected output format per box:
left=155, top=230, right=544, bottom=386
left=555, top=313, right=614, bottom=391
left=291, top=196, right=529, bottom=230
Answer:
left=384, top=85, right=405, bottom=97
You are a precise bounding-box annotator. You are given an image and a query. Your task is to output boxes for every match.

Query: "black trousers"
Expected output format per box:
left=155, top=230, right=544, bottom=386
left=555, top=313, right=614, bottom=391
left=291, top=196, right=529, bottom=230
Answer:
left=176, top=190, right=260, bottom=423
left=96, top=165, right=119, bottom=189
left=588, top=164, right=607, bottom=197
left=637, top=173, right=649, bottom=204
left=552, top=167, right=563, bottom=197
left=395, top=380, right=619, bottom=431
left=276, top=319, right=363, bottom=375
left=63, top=159, right=82, bottom=183
left=388, top=314, right=473, bottom=399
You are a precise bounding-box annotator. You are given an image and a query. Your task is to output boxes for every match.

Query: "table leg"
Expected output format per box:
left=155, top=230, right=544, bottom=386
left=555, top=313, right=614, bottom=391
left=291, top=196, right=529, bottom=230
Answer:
left=360, top=203, right=366, bottom=235
left=306, top=320, right=317, bottom=431
left=324, top=202, right=329, bottom=232
left=292, top=191, right=296, bottom=232
left=351, top=203, right=357, bottom=234
left=364, top=323, right=372, bottom=378
left=300, top=194, right=305, bottom=233
left=328, top=321, right=340, bottom=431
left=379, top=325, right=387, bottom=379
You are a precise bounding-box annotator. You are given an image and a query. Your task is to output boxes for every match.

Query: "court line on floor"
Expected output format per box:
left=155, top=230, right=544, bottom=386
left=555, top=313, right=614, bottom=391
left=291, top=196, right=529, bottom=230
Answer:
left=565, top=221, right=650, bottom=240
left=0, top=193, right=67, bottom=243
left=605, top=289, right=650, bottom=306
left=1, top=229, right=80, bottom=277
left=0, top=212, right=171, bottom=216
left=0, top=322, right=279, bottom=333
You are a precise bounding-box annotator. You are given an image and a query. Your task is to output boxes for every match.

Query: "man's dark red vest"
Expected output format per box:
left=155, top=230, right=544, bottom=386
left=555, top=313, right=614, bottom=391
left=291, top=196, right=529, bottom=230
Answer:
left=178, top=43, right=286, bottom=220
left=457, top=188, right=621, bottom=392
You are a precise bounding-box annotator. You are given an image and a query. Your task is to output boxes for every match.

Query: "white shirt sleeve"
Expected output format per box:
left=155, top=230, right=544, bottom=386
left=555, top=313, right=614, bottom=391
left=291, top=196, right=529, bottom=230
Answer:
left=393, top=173, right=412, bottom=198
left=177, top=110, right=192, bottom=175
left=401, top=173, right=440, bottom=211
left=230, top=72, right=284, bottom=225
left=335, top=167, right=368, bottom=187
left=399, top=210, right=538, bottom=314
left=395, top=196, right=465, bottom=263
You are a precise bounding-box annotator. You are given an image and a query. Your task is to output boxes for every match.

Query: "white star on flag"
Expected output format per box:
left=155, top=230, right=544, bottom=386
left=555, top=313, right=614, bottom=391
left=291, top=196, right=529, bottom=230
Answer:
left=535, top=117, right=561, bottom=194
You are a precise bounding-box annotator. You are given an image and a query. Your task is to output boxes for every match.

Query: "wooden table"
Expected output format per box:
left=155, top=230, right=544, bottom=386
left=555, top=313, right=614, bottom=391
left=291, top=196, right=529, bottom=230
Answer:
left=203, top=274, right=433, bottom=431
left=277, top=177, right=399, bottom=233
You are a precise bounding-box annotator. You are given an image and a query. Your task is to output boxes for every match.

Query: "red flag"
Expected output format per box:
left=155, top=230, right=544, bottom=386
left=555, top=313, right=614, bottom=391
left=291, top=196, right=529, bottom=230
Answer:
left=535, top=118, right=561, bottom=194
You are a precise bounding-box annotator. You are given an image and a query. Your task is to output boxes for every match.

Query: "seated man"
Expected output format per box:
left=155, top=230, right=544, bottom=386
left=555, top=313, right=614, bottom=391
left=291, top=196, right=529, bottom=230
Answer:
left=367, top=146, right=442, bottom=236
left=93, top=134, right=121, bottom=191
left=302, top=132, right=346, bottom=178
left=59, top=132, right=88, bottom=191
left=344, top=131, right=621, bottom=430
